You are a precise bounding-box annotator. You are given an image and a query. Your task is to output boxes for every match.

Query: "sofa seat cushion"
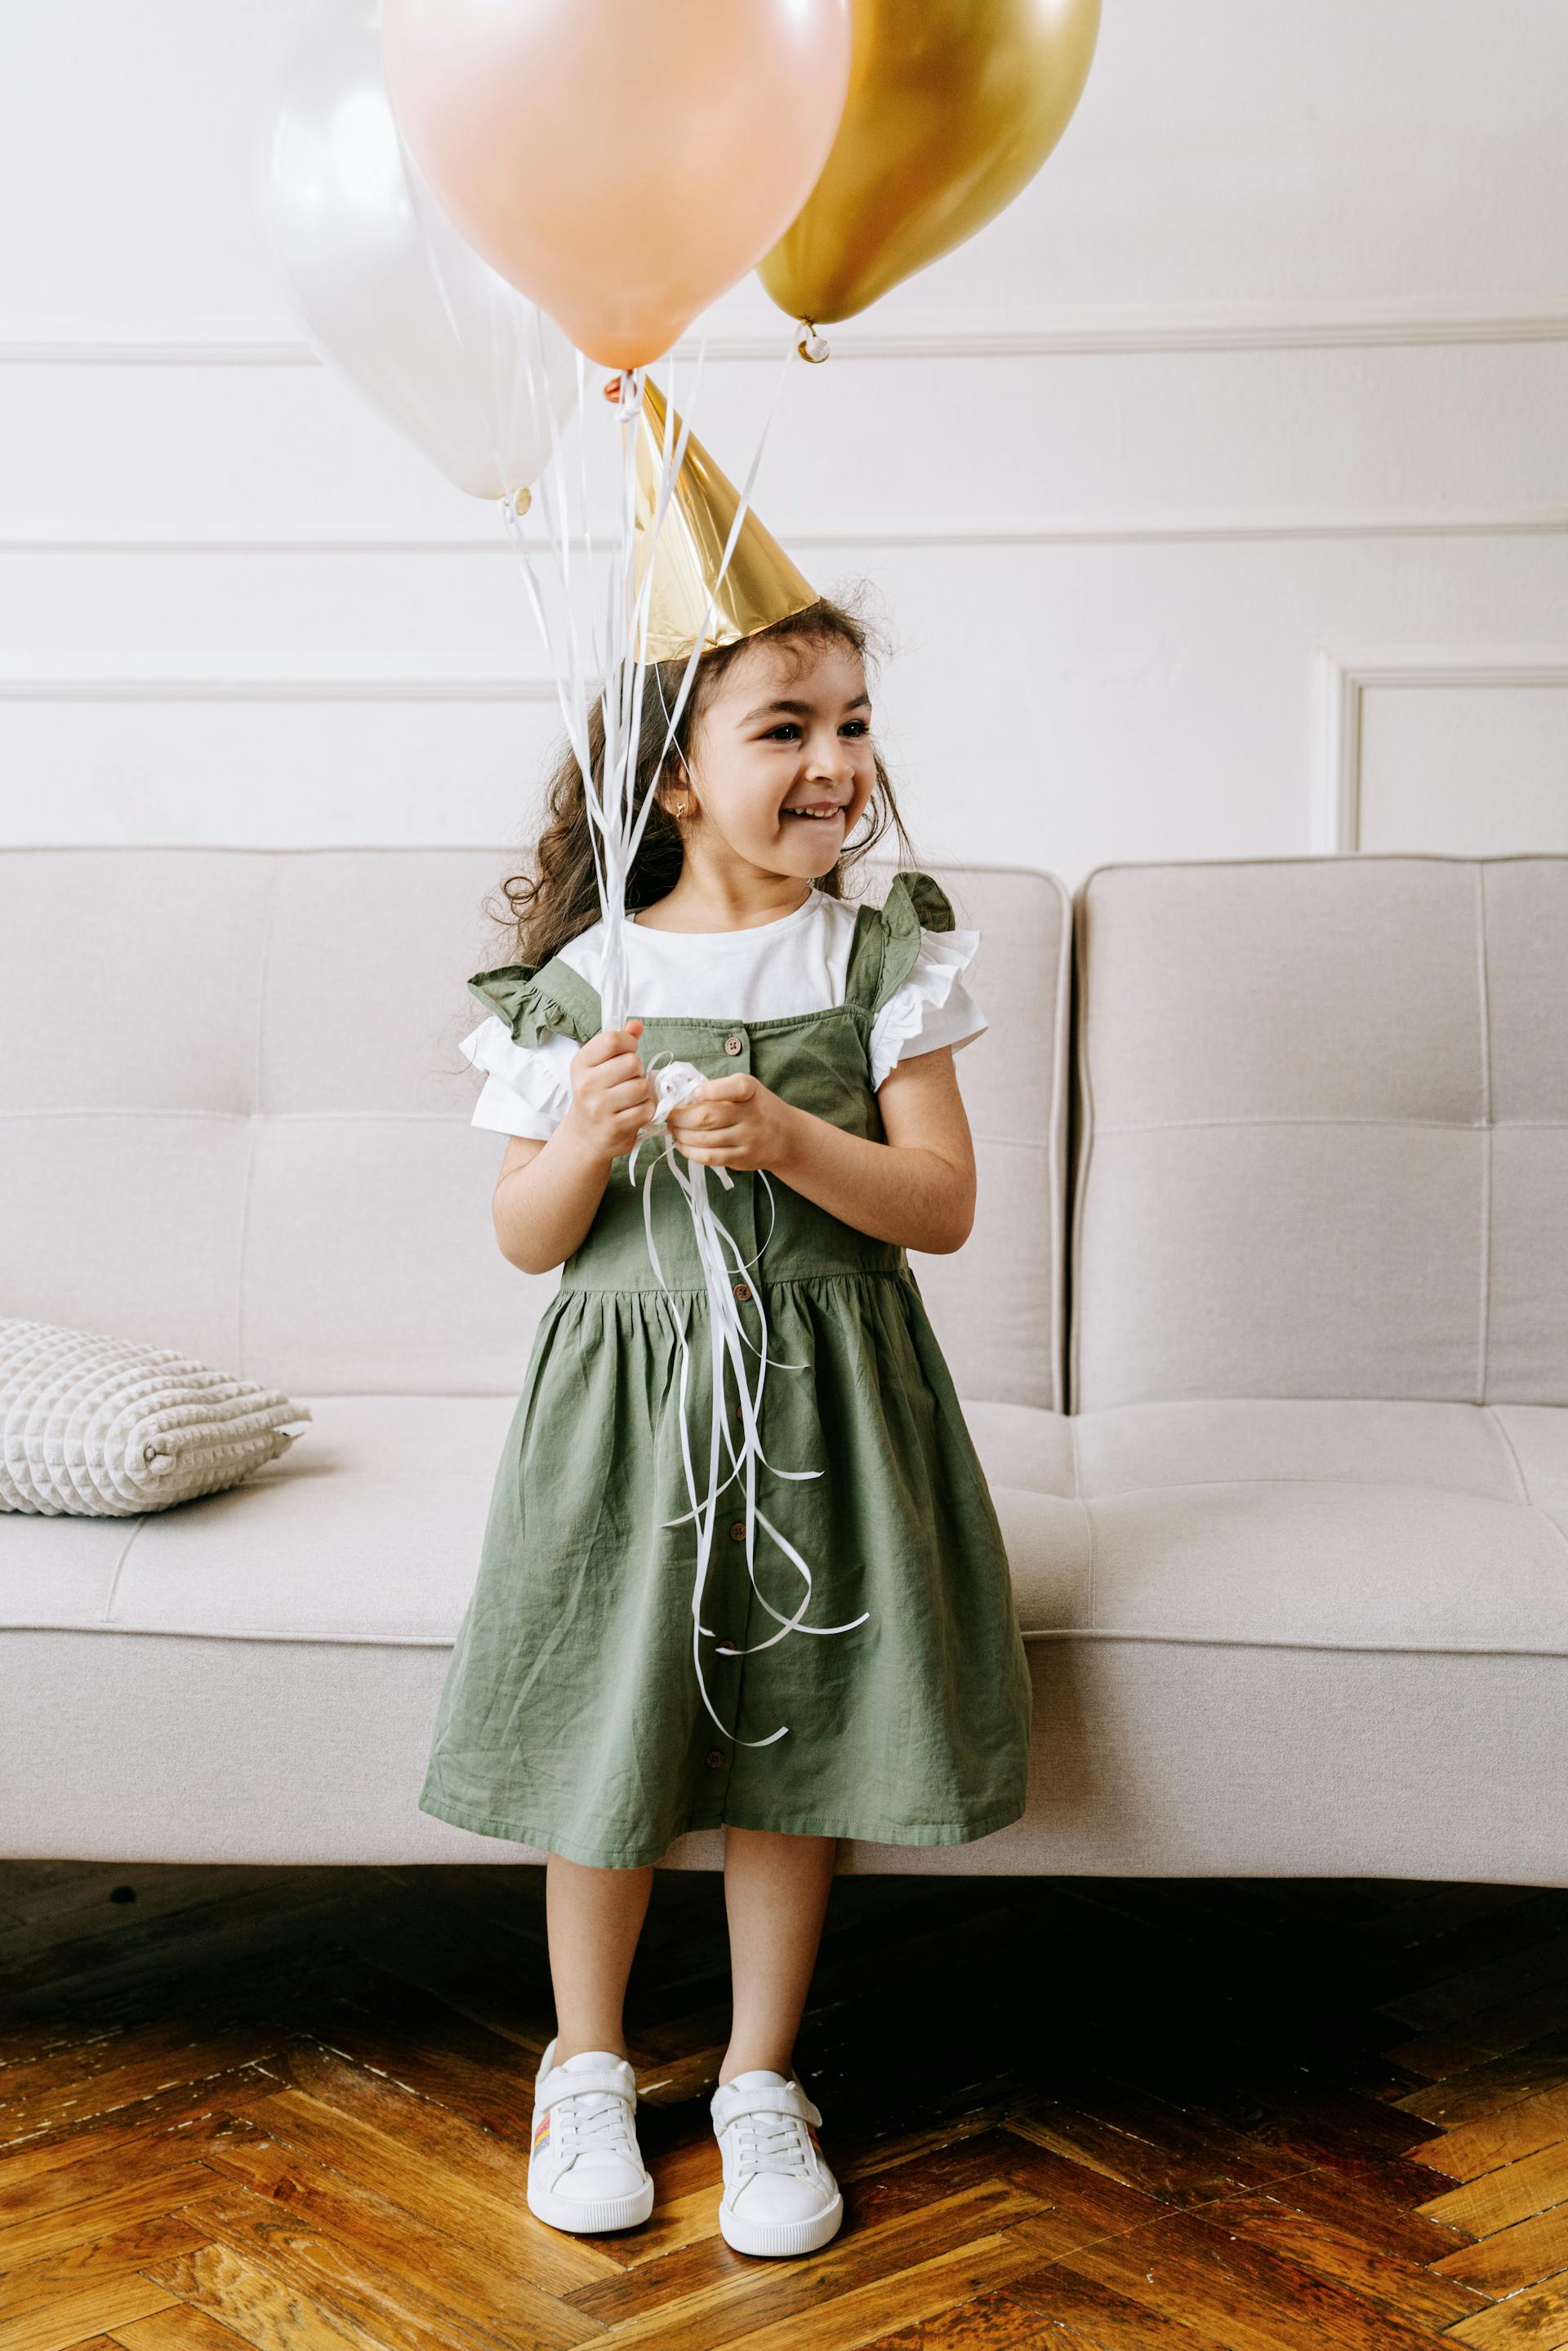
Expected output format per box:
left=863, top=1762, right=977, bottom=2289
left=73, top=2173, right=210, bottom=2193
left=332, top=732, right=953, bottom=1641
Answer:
left=0, top=1397, right=511, bottom=1645
left=3, top=1395, right=1564, bottom=1663
left=964, top=1395, right=1568, bottom=1654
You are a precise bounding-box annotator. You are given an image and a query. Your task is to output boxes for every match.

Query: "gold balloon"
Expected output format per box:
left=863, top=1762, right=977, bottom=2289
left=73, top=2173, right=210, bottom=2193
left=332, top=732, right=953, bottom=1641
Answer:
left=758, top=0, right=1100, bottom=326
left=632, top=378, right=820, bottom=664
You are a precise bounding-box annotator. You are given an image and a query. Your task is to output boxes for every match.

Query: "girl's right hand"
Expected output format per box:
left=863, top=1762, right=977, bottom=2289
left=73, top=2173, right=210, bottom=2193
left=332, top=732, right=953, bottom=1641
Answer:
left=561, top=1020, right=658, bottom=1163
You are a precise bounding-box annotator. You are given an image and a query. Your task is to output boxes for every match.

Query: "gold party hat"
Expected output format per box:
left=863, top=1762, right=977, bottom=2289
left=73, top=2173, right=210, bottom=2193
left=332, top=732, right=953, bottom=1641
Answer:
left=631, top=377, right=818, bottom=663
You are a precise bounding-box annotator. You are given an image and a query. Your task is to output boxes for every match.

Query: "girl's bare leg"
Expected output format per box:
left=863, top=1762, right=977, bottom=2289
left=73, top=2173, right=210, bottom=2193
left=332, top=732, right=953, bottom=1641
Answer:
left=719, top=1828, right=838, bottom=2082
left=546, top=1852, right=655, bottom=2064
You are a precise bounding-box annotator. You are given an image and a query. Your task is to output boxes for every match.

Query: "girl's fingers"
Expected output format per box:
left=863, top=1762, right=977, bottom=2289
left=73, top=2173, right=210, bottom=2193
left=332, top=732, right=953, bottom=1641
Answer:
left=587, top=1053, right=652, bottom=1095
left=668, top=1115, right=734, bottom=1142
left=580, top=1021, right=644, bottom=1066
left=675, top=1121, right=741, bottom=1147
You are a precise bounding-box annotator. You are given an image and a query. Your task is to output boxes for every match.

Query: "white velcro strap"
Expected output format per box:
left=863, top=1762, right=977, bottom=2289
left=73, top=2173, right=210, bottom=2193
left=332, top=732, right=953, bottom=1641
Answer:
left=714, top=2082, right=821, bottom=2129
left=537, top=2067, right=635, bottom=2113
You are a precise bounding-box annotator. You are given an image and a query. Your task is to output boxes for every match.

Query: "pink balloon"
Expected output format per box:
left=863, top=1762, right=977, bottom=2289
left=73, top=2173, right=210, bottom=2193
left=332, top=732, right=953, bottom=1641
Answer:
left=381, top=0, right=853, bottom=371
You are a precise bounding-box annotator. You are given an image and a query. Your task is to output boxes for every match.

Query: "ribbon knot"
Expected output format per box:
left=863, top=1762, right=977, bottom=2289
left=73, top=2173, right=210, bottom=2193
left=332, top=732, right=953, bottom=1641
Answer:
left=637, top=1056, right=727, bottom=1172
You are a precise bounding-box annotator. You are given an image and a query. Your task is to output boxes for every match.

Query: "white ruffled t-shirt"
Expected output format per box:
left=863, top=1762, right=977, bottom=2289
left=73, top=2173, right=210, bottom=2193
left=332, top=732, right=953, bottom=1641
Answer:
left=461, top=881, right=988, bottom=1141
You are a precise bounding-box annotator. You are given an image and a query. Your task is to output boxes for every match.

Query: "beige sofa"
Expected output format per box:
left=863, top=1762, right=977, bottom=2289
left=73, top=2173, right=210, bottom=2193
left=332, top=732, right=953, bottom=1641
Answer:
left=2, top=847, right=1564, bottom=1883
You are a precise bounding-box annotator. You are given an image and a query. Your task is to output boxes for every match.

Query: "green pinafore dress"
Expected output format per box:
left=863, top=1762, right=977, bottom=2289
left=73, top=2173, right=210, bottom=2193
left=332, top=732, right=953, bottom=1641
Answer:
left=418, top=870, right=1033, bottom=1869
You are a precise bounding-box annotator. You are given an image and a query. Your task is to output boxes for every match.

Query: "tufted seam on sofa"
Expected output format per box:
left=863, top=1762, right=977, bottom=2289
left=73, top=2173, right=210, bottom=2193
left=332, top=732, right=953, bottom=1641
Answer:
left=1016, top=1630, right=1568, bottom=1656
left=1482, top=1405, right=1534, bottom=1508
left=234, top=861, right=281, bottom=1383
left=1482, top=1408, right=1568, bottom=1570
left=1066, top=880, right=1094, bottom=1418
left=1084, top=1113, right=1544, bottom=1134
left=1067, top=1411, right=1096, bottom=1627
left=100, top=1514, right=150, bottom=1624
left=1070, top=1472, right=1544, bottom=1505
left=1045, top=868, right=1074, bottom=1418
left=9, top=1621, right=1568, bottom=1661
left=1476, top=862, right=1495, bottom=1405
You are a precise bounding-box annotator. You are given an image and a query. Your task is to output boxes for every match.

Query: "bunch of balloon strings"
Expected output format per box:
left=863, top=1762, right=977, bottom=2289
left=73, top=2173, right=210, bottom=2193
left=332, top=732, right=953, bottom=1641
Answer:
left=403, top=163, right=866, bottom=1749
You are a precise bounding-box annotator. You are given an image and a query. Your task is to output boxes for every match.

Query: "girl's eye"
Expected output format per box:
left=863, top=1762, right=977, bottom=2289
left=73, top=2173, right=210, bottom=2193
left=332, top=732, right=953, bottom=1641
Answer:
left=763, top=719, right=871, bottom=741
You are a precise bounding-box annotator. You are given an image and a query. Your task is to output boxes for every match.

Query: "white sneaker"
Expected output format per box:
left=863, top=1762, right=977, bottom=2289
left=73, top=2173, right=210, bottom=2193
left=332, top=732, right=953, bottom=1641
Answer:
left=526, top=2037, right=655, bottom=2233
left=710, top=2068, right=844, bottom=2256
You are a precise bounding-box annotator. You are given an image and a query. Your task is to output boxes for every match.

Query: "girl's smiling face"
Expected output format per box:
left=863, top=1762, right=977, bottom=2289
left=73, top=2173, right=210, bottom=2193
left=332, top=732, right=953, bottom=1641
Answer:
left=676, top=631, right=877, bottom=888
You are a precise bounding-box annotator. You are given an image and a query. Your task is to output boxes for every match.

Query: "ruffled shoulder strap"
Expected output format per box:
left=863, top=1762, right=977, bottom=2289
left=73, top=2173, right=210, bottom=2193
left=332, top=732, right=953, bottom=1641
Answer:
left=844, top=870, right=957, bottom=1022
left=467, top=947, right=602, bottom=1049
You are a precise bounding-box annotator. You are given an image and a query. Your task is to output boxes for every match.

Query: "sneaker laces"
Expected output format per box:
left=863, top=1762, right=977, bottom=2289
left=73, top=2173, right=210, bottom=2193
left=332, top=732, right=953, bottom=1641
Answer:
left=733, top=2109, right=816, bottom=2179
left=555, top=2087, right=638, bottom=2160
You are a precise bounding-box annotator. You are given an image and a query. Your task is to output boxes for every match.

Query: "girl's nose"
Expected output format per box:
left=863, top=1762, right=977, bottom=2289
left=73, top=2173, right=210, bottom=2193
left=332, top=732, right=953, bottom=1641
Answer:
left=806, top=746, right=855, bottom=783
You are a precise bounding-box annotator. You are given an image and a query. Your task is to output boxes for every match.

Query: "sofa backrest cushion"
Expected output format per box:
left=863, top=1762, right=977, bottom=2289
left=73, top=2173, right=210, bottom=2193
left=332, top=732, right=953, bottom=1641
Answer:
left=1069, top=853, right=1568, bottom=1411
left=0, top=848, right=1070, bottom=1410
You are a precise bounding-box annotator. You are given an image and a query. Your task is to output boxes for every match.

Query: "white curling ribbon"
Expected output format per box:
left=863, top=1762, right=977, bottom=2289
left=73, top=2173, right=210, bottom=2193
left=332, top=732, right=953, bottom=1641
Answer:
left=627, top=1050, right=871, bottom=1748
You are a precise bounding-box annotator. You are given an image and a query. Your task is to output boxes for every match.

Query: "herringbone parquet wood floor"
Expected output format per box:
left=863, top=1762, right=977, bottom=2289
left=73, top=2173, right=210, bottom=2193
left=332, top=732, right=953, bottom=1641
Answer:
left=5, top=1863, right=1568, bottom=2350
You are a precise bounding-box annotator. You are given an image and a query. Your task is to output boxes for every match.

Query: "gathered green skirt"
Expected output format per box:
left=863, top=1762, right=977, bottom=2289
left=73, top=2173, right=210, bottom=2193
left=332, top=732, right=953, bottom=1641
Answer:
left=420, top=1261, right=1032, bottom=1868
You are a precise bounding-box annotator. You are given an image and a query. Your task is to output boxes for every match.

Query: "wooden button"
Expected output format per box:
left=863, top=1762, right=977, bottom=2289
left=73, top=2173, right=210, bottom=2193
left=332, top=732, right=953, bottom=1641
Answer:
left=733, top=1281, right=752, bottom=1302
left=729, top=1520, right=746, bottom=1541
left=706, top=1748, right=725, bottom=1770
left=724, top=1034, right=743, bottom=1054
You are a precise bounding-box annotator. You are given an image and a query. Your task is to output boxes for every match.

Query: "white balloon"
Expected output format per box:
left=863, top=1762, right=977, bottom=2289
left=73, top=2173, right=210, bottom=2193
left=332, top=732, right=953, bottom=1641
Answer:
left=256, top=0, right=585, bottom=501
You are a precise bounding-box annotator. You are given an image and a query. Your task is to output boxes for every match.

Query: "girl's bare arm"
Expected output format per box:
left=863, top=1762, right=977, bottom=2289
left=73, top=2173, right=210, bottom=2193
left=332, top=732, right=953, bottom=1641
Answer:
left=666, top=1046, right=976, bottom=1256
left=488, top=1021, right=657, bottom=1276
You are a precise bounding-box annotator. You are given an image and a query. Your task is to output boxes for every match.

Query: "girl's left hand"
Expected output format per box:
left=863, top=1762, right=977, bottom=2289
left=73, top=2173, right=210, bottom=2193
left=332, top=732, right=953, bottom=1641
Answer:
left=663, top=1073, right=793, bottom=1174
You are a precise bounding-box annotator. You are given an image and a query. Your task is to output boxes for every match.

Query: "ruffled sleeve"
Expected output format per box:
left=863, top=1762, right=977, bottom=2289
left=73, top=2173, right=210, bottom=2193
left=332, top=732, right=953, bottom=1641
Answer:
left=458, top=959, right=585, bottom=1141
left=868, top=925, right=988, bottom=1089
left=460, top=1015, right=577, bottom=1139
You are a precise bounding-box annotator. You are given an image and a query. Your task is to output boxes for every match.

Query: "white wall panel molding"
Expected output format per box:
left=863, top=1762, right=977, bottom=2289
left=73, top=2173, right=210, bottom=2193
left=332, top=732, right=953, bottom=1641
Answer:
left=10, top=339, right=1561, bottom=545
left=1315, top=649, right=1568, bottom=853
left=5, top=510, right=1567, bottom=559
left=5, top=301, right=1568, bottom=368
left=0, top=659, right=560, bottom=702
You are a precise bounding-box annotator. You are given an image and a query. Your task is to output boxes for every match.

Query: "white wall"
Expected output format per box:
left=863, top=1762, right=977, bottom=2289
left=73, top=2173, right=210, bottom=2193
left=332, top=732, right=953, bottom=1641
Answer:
left=2, top=0, right=1566, bottom=882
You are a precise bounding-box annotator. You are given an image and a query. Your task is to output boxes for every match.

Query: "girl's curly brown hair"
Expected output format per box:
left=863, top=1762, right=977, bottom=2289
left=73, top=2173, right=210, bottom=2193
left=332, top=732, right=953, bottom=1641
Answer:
left=487, top=587, right=917, bottom=969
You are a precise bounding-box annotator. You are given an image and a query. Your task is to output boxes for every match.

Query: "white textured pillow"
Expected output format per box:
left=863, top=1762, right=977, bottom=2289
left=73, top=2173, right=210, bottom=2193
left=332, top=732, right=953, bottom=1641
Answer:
left=0, top=1320, right=313, bottom=1517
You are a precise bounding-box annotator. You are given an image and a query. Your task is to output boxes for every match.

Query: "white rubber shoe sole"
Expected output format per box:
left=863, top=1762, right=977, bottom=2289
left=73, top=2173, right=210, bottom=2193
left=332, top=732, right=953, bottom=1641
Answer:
left=527, top=2165, right=655, bottom=2234
left=717, top=2185, right=844, bottom=2257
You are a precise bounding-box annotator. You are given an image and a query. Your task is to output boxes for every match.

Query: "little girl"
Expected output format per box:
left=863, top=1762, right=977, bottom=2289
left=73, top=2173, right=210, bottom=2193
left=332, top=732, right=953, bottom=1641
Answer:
left=420, top=594, right=1032, bottom=2260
